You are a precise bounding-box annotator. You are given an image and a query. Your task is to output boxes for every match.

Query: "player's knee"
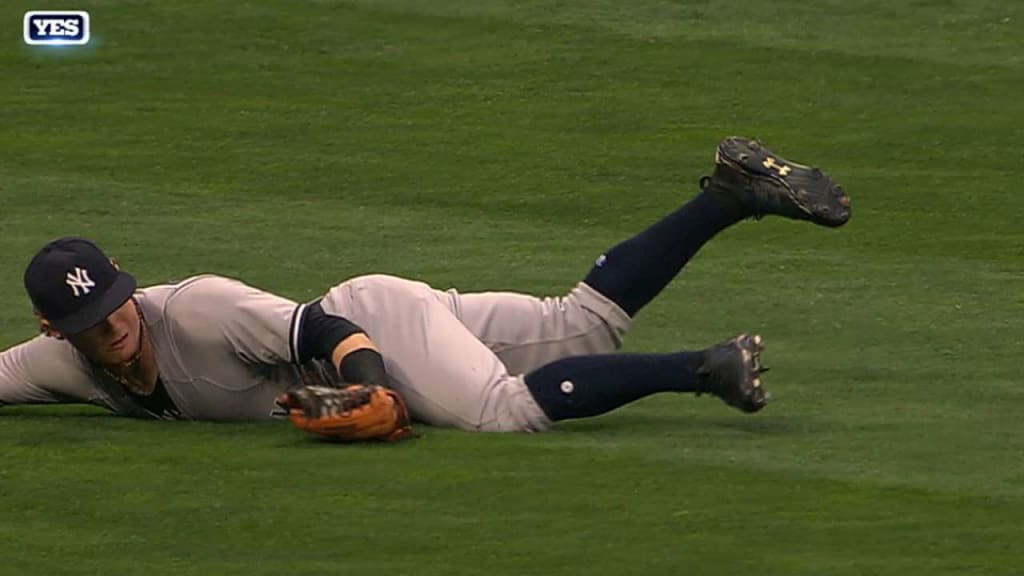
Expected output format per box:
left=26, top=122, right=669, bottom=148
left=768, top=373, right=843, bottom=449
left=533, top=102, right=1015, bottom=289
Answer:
left=568, top=282, right=632, bottom=351
left=473, top=376, right=552, bottom=433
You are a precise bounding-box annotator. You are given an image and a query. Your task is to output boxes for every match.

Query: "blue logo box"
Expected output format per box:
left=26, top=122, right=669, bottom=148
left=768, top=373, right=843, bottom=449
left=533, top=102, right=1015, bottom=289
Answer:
left=24, top=11, right=90, bottom=46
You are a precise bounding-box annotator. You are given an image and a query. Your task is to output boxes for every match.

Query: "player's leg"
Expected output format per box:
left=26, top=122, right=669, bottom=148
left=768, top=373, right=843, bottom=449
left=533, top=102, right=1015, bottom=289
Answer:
left=581, top=137, right=851, bottom=320
left=320, top=274, right=551, bottom=432
left=322, top=275, right=767, bottom=430
left=449, top=286, right=768, bottom=416
left=580, top=182, right=743, bottom=320
left=457, top=136, right=851, bottom=375
left=454, top=167, right=746, bottom=374
left=454, top=191, right=747, bottom=375
left=522, top=333, right=769, bottom=420
left=450, top=282, right=630, bottom=376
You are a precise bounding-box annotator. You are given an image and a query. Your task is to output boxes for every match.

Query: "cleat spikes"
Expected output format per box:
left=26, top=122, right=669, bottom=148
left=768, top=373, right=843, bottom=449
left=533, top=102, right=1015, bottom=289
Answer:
left=697, top=334, right=770, bottom=414
left=706, top=136, right=851, bottom=227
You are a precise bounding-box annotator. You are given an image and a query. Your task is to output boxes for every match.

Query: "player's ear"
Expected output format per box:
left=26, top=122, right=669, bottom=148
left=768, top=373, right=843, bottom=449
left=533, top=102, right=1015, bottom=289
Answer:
left=109, top=257, right=121, bottom=271
left=34, top=310, right=65, bottom=340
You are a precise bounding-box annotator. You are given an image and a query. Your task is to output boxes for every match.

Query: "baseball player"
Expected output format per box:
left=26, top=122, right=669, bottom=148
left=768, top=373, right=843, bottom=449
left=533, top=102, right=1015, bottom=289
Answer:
left=0, top=138, right=850, bottom=438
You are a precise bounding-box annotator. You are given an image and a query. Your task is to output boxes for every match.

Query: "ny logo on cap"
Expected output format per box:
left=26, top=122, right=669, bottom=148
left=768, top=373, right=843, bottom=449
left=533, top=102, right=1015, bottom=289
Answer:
left=66, top=267, right=96, bottom=297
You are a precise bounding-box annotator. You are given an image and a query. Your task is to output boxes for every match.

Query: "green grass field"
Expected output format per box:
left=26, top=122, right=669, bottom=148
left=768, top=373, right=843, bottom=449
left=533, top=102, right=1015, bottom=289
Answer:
left=2, top=1, right=1023, bottom=574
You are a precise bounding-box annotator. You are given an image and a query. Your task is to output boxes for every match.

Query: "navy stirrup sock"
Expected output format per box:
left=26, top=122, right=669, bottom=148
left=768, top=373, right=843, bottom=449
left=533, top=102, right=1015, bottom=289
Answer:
left=524, top=351, right=706, bottom=421
left=583, top=190, right=742, bottom=317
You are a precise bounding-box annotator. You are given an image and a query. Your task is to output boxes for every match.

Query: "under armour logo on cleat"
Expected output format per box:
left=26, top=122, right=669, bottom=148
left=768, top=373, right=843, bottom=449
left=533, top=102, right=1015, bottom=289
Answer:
left=65, top=267, right=95, bottom=297
left=763, top=157, right=792, bottom=176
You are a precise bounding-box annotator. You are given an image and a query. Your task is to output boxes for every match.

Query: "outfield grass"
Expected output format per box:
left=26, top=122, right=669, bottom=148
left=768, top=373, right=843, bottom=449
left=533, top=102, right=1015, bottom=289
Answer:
left=2, top=1, right=1023, bottom=574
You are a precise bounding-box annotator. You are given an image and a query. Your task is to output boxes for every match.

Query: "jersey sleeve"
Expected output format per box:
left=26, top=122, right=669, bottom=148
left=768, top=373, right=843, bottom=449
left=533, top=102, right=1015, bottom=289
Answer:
left=165, top=276, right=302, bottom=366
left=0, top=336, right=100, bottom=407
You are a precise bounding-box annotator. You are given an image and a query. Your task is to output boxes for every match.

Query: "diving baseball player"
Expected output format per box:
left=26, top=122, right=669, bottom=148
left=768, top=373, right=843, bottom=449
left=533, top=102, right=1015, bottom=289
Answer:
left=0, top=138, right=850, bottom=438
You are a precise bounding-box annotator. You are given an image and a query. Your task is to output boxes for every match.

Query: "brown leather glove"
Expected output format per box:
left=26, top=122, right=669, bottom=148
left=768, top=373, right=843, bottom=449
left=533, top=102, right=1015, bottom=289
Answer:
left=276, top=385, right=413, bottom=442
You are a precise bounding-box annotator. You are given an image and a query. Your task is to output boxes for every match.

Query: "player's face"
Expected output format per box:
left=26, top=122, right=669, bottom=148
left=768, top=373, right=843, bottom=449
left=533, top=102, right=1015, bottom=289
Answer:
left=68, top=299, right=143, bottom=366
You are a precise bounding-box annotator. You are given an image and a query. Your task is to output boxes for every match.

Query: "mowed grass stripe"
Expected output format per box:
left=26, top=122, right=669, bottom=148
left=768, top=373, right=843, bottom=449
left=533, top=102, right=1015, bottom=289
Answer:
left=1, top=410, right=1020, bottom=574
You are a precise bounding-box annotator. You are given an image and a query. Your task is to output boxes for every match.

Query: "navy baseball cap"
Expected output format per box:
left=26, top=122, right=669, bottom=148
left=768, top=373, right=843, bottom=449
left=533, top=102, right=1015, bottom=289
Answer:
left=24, top=237, right=137, bottom=335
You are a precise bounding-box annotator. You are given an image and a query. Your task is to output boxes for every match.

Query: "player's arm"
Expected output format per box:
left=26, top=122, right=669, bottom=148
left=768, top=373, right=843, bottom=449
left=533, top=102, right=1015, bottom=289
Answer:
left=179, top=276, right=389, bottom=385
left=282, top=300, right=411, bottom=442
left=296, top=300, right=389, bottom=386
left=281, top=299, right=412, bottom=442
left=0, top=336, right=95, bottom=408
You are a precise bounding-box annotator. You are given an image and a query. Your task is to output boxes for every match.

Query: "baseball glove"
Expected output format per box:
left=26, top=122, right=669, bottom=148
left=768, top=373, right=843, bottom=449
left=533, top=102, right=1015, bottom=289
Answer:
left=277, top=385, right=413, bottom=442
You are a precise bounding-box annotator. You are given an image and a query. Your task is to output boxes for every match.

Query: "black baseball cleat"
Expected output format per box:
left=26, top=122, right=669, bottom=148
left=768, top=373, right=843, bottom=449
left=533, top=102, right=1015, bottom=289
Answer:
left=701, top=136, right=851, bottom=227
left=696, top=333, right=770, bottom=413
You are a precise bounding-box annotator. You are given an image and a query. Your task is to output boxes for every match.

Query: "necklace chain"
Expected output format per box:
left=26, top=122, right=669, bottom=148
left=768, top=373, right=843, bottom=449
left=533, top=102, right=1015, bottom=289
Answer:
left=100, top=298, right=152, bottom=395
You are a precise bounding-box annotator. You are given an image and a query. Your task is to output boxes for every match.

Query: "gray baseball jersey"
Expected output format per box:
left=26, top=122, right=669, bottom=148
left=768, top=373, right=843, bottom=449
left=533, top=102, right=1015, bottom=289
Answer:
left=0, top=274, right=631, bottom=431
left=0, top=275, right=310, bottom=420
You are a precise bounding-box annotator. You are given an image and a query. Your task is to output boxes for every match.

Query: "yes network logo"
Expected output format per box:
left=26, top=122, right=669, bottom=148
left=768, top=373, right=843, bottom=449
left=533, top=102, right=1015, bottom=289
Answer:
left=24, top=11, right=90, bottom=46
